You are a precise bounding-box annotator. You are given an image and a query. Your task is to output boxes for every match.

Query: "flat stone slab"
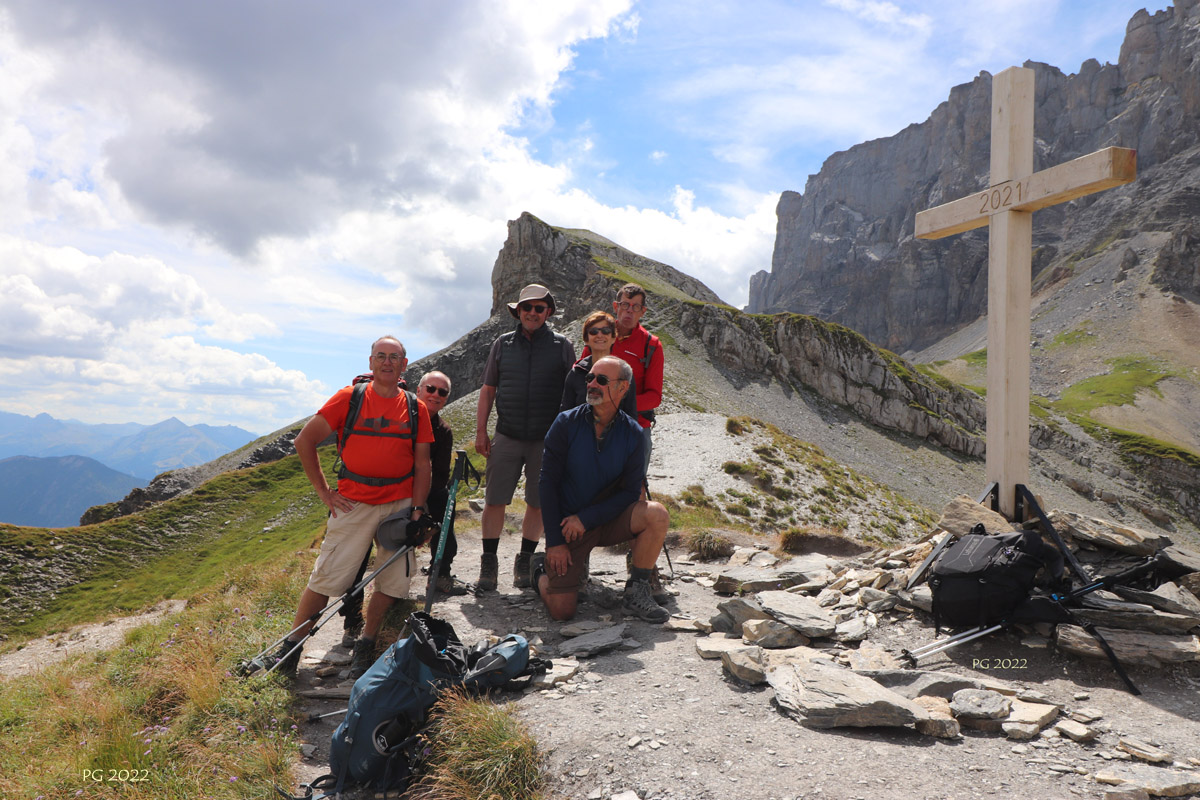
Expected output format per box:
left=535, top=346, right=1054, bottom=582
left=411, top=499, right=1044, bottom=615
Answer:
left=1116, top=582, right=1200, bottom=617
left=713, top=554, right=835, bottom=594
left=937, top=495, right=1016, bottom=537
left=1050, top=510, right=1172, bottom=556
left=721, top=647, right=767, bottom=684
left=1093, top=764, right=1200, bottom=797
left=1006, top=698, right=1060, bottom=728
left=1159, top=545, right=1200, bottom=576
left=768, top=660, right=928, bottom=729
left=950, top=688, right=1011, bottom=720
left=1073, top=606, right=1200, bottom=635
left=695, top=633, right=757, bottom=660
left=1056, top=625, right=1200, bottom=667
left=560, top=620, right=609, bottom=637
left=742, top=618, right=810, bottom=648
left=558, top=624, right=628, bottom=658
left=756, top=590, right=837, bottom=637
left=1119, top=737, right=1173, bottom=763
left=856, top=669, right=1017, bottom=699
left=710, top=596, right=772, bottom=634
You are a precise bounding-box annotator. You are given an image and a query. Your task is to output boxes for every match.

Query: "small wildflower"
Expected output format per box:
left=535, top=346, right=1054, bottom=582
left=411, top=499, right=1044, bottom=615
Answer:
left=229, top=776, right=238, bottom=782
left=143, top=748, right=151, bottom=756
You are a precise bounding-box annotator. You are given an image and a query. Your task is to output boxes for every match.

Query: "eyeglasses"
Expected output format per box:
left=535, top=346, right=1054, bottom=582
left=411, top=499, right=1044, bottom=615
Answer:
left=373, top=352, right=404, bottom=362
left=518, top=302, right=548, bottom=314
left=586, top=326, right=614, bottom=337
left=616, top=301, right=644, bottom=313
left=585, top=373, right=624, bottom=386
left=422, top=385, right=449, bottom=397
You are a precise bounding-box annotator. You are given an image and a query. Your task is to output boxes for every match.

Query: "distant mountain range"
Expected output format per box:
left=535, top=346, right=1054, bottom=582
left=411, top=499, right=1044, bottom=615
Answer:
left=0, top=455, right=145, bottom=528
left=0, top=411, right=256, bottom=480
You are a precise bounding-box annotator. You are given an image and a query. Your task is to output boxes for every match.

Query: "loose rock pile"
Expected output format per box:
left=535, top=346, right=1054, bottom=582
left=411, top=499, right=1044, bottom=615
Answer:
left=652, top=495, right=1200, bottom=797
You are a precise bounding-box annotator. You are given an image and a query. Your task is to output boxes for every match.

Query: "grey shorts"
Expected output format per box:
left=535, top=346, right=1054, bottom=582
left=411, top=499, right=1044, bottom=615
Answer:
left=484, top=432, right=543, bottom=508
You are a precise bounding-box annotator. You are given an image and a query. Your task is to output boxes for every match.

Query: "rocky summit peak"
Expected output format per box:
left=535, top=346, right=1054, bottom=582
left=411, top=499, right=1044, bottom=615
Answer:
left=748, top=0, right=1200, bottom=355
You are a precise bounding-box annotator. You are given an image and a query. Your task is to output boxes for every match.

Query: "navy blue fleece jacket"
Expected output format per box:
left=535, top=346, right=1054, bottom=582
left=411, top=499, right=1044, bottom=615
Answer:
left=539, top=404, right=645, bottom=548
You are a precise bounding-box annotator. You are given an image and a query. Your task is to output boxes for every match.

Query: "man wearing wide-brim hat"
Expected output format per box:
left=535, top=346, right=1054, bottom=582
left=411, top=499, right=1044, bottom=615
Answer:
left=474, top=283, right=576, bottom=591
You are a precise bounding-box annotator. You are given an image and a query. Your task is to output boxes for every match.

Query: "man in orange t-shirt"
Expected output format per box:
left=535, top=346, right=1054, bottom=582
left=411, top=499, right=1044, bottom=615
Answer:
left=268, top=335, right=433, bottom=679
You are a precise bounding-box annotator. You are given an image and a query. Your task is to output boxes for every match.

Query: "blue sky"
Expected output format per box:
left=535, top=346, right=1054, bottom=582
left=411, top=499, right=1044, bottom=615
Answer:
left=0, top=0, right=1166, bottom=433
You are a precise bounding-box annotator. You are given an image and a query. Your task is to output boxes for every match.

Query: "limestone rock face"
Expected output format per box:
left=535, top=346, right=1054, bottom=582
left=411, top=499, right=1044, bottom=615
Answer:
left=749, top=2, right=1200, bottom=354
left=404, top=211, right=722, bottom=401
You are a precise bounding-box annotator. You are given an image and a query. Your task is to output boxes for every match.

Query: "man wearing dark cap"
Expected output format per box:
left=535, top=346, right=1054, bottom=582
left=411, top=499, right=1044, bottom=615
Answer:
left=474, top=283, right=576, bottom=590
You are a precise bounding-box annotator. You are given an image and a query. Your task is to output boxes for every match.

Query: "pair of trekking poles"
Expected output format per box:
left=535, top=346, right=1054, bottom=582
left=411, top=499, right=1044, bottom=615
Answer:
left=239, top=451, right=480, bottom=678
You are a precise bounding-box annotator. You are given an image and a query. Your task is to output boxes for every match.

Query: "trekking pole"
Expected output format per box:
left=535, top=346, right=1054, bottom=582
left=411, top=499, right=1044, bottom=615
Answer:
left=642, top=476, right=675, bottom=579
left=902, top=623, right=1004, bottom=664
left=240, top=541, right=416, bottom=676
left=423, top=451, right=481, bottom=613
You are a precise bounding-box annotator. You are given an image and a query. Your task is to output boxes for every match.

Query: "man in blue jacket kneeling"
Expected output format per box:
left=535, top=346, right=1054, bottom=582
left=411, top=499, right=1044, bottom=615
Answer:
left=530, top=355, right=670, bottom=623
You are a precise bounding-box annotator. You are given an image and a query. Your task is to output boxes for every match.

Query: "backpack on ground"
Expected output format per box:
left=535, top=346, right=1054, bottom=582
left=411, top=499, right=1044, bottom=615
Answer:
left=327, top=612, right=466, bottom=794
left=928, top=523, right=1064, bottom=631
left=313, top=613, right=549, bottom=798
left=463, top=633, right=550, bottom=691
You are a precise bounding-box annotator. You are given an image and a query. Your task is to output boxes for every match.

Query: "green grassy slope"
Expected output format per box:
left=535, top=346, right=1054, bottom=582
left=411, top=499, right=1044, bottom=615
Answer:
left=0, top=450, right=333, bottom=641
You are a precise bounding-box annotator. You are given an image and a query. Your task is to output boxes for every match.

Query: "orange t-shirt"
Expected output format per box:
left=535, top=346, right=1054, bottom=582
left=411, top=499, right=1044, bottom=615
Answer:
left=318, top=383, right=434, bottom=504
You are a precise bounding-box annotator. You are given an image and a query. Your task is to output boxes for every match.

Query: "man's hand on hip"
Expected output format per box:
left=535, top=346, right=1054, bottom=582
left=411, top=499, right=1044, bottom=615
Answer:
left=321, top=486, right=357, bottom=517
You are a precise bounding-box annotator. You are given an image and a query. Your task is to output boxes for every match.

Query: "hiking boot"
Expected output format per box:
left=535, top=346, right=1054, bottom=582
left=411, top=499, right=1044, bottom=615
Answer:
left=529, top=553, right=546, bottom=593
left=626, top=551, right=670, bottom=605
left=264, top=639, right=301, bottom=679
left=435, top=573, right=470, bottom=596
left=513, top=550, right=534, bottom=588
left=647, top=566, right=670, bottom=606
left=340, top=620, right=363, bottom=649
left=477, top=553, right=499, bottom=592
left=621, top=578, right=670, bottom=623
left=349, top=638, right=377, bottom=680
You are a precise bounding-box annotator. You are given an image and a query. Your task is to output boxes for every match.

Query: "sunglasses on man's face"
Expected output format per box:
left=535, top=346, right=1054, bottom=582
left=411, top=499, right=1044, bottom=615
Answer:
left=585, top=373, right=620, bottom=386
left=422, top=385, right=450, bottom=397
left=519, top=303, right=547, bottom=314
left=586, top=326, right=614, bottom=337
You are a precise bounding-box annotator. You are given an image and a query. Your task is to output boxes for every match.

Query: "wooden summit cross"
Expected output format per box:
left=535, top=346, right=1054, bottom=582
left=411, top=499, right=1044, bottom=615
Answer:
left=915, top=66, right=1136, bottom=518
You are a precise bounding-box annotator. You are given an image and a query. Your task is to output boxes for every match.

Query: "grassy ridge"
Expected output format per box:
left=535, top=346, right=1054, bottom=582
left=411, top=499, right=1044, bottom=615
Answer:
left=0, top=557, right=307, bottom=799
left=0, top=450, right=333, bottom=641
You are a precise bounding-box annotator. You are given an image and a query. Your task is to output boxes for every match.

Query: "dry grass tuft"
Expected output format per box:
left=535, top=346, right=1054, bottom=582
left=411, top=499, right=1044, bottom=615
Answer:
left=684, top=529, right=734, bottom=561
left=412, top=688, right=544, bottom=800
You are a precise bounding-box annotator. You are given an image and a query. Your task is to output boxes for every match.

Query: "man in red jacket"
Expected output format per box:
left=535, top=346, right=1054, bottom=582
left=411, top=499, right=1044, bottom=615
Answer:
left=609, top=283, right=669, bottom=604
left=610, top=283, right=663, bottom=474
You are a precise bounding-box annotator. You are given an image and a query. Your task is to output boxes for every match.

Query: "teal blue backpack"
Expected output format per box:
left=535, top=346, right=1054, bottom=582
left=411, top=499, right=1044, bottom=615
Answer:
left=306, top=613, right=547, bottom=798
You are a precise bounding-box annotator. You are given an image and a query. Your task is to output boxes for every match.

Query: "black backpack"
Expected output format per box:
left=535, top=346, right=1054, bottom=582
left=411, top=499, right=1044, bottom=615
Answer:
left=929, top=523, right=1063, bottom=630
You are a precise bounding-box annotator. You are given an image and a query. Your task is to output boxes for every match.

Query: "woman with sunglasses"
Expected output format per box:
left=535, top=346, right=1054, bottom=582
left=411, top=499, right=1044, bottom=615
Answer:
left=560, top=310, right=638, bottom=419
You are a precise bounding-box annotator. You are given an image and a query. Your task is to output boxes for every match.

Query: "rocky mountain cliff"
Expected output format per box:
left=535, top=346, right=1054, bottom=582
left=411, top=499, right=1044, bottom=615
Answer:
left=402, top=213, right=1198, bottom=536
left=748, top=0, right=1200, bottom=354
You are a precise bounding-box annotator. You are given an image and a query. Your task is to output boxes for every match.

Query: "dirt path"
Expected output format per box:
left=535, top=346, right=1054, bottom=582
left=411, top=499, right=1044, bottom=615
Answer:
left=0, top=600, right=188, bottom=679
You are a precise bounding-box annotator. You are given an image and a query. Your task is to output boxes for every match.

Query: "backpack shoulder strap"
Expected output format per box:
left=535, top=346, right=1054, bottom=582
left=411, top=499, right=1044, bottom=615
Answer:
left=339, top=381, right=370, bottom=455
left=640, top=332, right=659, bottom=371
left=335, top=386, right=421, bottom=488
